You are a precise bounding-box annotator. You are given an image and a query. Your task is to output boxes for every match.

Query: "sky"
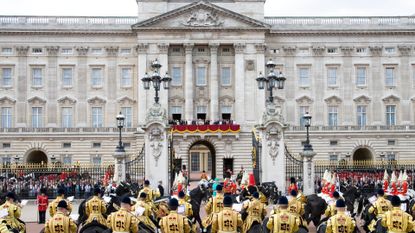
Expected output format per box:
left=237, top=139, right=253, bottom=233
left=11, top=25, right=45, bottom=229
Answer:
left=0, top=0, right=414, bottom=17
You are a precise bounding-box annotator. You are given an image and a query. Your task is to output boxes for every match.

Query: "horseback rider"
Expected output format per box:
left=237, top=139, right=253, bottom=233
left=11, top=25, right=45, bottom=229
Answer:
left=106, top=196, right=139, bottom=233
left=178, top=191, right=193, bottom=219
left=324, top=191, right=342, bottom=218
left=0, top=219, right=13, bottom=233
left=368, top=189, right=392, bottom=231
left=48, top=188, right=73, bottom=217
left=84, top=187, right=107, bottom=226
left=382, top=195, right=414, bottom=232
left=138, top=180, right=160, bottom=204
left=44, top=200, right=77, bottom=233
left=203, top=184, right=224, bottom=229
left=159, top=198, right=191, bottom=233
left=0, top=192, right=24, bottom=233
left=325, top=199, right=356, bottom=233
left=132, top=192, right=156, bottom=231
left=241, top=192, right=266, bottom=233
left=211, top=195, right=243, bottom=233
left=267, top=196, right=300, bottom=233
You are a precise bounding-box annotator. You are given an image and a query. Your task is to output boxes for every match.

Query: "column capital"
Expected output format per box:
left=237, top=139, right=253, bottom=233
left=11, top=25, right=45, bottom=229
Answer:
left=76, top=46, right=89, bottom=56
left=398, top=45, right=412, bottom=56
left=255, top=44, right=267, bottom=53
left=136, top=43, right=149, bottom=54
left=369, top=45, right=383, bottom=56
left=157, top=43, right=169, bottom=54
left=15, top=46, right=29, bottom=56
left=46, top=46, right=60, bottom=56
left=234, top=43, right=246, bottom=54
left=105, top=46, right=119, bottom=57
left=184, top=43, right=194, bottom=54
left=209, top=43, right=220, bottom=53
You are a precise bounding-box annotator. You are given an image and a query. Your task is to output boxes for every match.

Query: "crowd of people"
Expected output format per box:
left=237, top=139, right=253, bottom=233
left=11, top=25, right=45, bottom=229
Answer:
left=168, top=118, right=237, bottom=126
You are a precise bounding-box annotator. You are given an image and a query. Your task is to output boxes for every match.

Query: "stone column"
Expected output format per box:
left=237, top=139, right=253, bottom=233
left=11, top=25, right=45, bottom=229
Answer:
left=234, top=43, right=246, bottom=124
left=209, top=43, right=219, bottom=121
left=106, top=46, right=119, bottom=127
left=137, top=44, right=149, bottom=125
left=76, top=46, right=89, bottom=127
left=301, top=149, right=316, bottom=195
left=184, top=44, right=194, bottom=121
left=46, top=46, right=59, bottom=127
left=158, top=43, right=170, bottom=113
left=113, top=149, right=126, bottom=183
left=15, top=46, right=29, bottom=127
left=255, top=44, right=266, bottom=121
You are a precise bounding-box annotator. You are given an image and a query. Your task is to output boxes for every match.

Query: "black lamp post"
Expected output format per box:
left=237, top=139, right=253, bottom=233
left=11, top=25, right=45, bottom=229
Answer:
left=116, top=112, right=125, bottom=153
left=141, top=59, right=171, bottom=104
left=256, top=59, right=286, bottom=103
left=51, top=155, right=56, bottom=165
left=303, top=112, right=313, bottom=151
left=14, top=155, right=19, bottom=165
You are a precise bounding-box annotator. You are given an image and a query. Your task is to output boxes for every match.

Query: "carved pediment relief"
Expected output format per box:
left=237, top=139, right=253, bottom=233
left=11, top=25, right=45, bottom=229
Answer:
left=169, top=95, right=185, bottom=105
left=195, top=97, right=210, bottom=106
left=295, top=95, right=313, bottom=105
left=28, top=96, right=46, bottom=105
left=117, top=96, right=136, bottom=105
left=0, top=96, right=16, bottom=105
left=219, top=95, right=234, bottom=105
left=382, top=94, right=400, bottom=103
left=57, top=96, right=77, bottom=105
left=324, top=95, right=342, bottom=105
left=87, top=96, right=106, bottom=105
left=132, top=1, right=269, bottom=30
left=273, top=96, right=285, bottom=105
left=353, top=95, right=371, bottom=104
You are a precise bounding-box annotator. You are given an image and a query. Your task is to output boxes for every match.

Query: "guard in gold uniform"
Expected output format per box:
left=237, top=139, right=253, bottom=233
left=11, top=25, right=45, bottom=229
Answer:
left=178, top=191, right=193, bottom=219
left=107, top=196, right=139, bottom=233
left=0, top=219, right=12, bottom=233
left=381, top=195, right=414, bottom=232
left=242, top=192, right=266, bottom=233
left=159, top=198, right=191, bottom=233
left=132, top=192, right=156, bottom=231
left=325, top=199, right=355, bottom=233
left=84, top=187, right=107, bottom=226
left=267, top=196, right=300, bottom=233
left=48, top=188, right=73, bottom=217
left=0, top=192, right=24, bottom=232
left=368, top=189, right=392, bottom=231
left=211, top=195, right=243, bottom=233
left=203, top=185, right=224, bottom=229
left=287, top=190, right=305, bottom=217
left=138, top=180, right=161, bottom=203
left=44, top=200, right=77, bottom=233
left=324, top=191, right=342, bottom=218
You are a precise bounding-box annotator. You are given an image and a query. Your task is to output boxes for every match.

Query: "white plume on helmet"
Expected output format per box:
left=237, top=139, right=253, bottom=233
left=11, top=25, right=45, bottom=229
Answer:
left=403, top=170, right=408, bottom=181
left=398, top=171, right=403, bottom=182
left=383, top=169, right=389, bottom=181
left=391, top=171, right=397, bottom=183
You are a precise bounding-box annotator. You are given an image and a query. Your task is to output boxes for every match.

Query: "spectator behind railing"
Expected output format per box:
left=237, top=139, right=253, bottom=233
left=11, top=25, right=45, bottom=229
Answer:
left=168, top=119, right=237, bottom=126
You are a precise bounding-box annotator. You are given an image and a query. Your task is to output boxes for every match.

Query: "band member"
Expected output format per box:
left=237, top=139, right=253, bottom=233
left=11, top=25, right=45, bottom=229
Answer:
left=84, top=187, right=107, bottom=226
left=242, top=192, right=266, bottom=233
left=382, top=195, right=414, bottom=232
left=0, top=219, right=13, bottom=233
left=107, top=197, right=139, bottom=233
left=132, top=192, right=156, bottom=231
left=159, top=198, right=191, bottom=233
left=44, top=200, right=77, bottom=233
left=368, top=189, right=392, bottom=232
left=267, top=196, right=300, bottom=233
left=37, top=188, right=48, bottom=224
left=326, top=199, right=355, bottom=233
left=177, top=191, right=193, bottom=219
left=0, top=192, right=25, bottom=232
left=203, top=185, right=224, bottom=229
left=138, top=180, right=160, bottom=203
left=211, top=196, right=243, bottom=233
left=49, top=188, right=72, bottom=217
left=324, top=191, right=342, bottom=218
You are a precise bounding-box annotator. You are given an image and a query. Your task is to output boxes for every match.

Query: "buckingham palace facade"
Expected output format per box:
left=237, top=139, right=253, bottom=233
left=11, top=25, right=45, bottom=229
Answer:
left=1, top=0, right=415, bottom=179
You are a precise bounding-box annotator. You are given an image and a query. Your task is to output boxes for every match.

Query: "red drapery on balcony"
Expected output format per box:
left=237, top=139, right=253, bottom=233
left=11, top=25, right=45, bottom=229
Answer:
left=172, top=124, right=240, bottom=134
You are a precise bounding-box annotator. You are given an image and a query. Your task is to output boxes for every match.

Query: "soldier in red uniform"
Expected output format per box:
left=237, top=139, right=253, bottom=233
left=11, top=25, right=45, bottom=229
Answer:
left=223, top=176, right=237, bottom=195
left=37, top=188, right=48, bottom=224
left=288, top=177, right=298, bottom=194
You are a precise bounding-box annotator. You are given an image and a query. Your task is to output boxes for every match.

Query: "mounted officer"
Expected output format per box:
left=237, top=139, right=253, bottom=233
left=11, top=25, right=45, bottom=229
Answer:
left=138, top=180, right=160, bottom=204
left=241, top=191, right=266, bottom=233
left=325, top=199, right=355, bottom=233
left=267, top=196, right=300, bottom=233
left=159, top=198, right=191, bottom=233
left=44, top=200, right=77, bottom=233
left=84, top=187, right=107, bottom=226
left=48, top=188, right=72, bottom=217
left=0, top=192, right=24, bottom=233
left=211, top=195, right=243, bottom=233
left=382, top=195, right=414, bottom=232
left=132, top=192, right=156, bottom=231
left=367, top=189, right=392, bottom=231
left=106, top=196, right=139, bottom=233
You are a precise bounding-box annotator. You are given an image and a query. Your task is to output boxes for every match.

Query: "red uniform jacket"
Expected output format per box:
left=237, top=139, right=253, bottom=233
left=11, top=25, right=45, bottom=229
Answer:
left=223, top=179, right=237, bottom=194
left=37, top=195, right=48, bottom=212
left=288, top=183, right=298, bottom=194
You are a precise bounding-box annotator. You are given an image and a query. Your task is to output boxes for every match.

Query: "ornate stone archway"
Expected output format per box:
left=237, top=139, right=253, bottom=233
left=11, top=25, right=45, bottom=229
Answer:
left=187, top=140, right=217, bottom=180
left=352, top=147, right=374, bottom=161
left=25, top=150, right=48, bottom=164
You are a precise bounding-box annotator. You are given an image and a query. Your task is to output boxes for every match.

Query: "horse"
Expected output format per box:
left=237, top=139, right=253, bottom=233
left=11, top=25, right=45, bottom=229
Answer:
left=189, top=182, right=210, bottom=229
left=78, top=220, right=109, bottom=233
left=304, top=194, right=327, bottom=227
left=259, top=182, right=279, bottom=204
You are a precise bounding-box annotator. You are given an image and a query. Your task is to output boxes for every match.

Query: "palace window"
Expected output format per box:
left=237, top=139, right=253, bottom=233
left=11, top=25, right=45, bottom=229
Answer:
left=61, top=48, right=73, bottom=55
left=121, top=67, right=132, bottom=87
left=31, top=107, right=43, bottom=128
left=387, top=152, right=396, bottom=161
left=356, top=48, right=367, bottom=54
left=91, top=67, right=103, bottom=87
left=385, top=67, right=395, bottom=87
left=171, top=106, right=182, bottom=121
left=329, top=154, right=338, bottom=161
left=1, top=68, right=12, bottom=87
left=32, top=48, right=43, bottom=54
left=1, top=107, right=12, bottom=128
left=92, top=155, right=102, bottom=165
left=63, top=142, right=71, bottom=148
left=356, top=66, right=367, bottom=86
left=327, top=48, right=338, bottom=54
left=91, top=48, right=102, bottom=54
left=328, top=106, right=338, bottom=127
left=196, top=106, right=207, bottom=121
left=385, top=47, right=395, bottom=54
left=2, top=143, right=10, bottom=148
left=191, top=152, right=200, bottom=172
left=356, top=105, right=367, bottom=127
left=2, top=157, right=11, bottom=166
left=388, top=139, right=396, bottom=146
left=327, top=67, right=337, bottom=86
left=91, top=107, right=103, bottom=128
left=330, top=140, right=338, bottom=146
left=221, top=106, right=232, bottom=120
left=120, top=48, right=131, bottom=55
left=121, top=107, right=132, bottom=128
left=1, top=48, right=12, bottom=55
left=92, top=142, right=101, bottom=148
left=61, top=107, right=73, bottom=128
left=221, top=67, right=231, bottom=86
left=386, top=105, right=396, bottom=126
left=62, top=155, right=72, bottom=165
left=62, top=68, right=73, bottom=87
left=196, top=67, right=207, bottom=86
left=32, top=67, right=43, bottom=87
left=171, top=67, right=182, bottom=86
left=298, top=67, right=310, bottom=87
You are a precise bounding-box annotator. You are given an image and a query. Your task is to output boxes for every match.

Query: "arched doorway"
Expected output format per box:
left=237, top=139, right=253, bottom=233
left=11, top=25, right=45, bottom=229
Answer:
left=353, top=148, right=373, bottom=161
left=188, top=140, right=216, bottom=181
left=26, top=150, right=48, bottom=164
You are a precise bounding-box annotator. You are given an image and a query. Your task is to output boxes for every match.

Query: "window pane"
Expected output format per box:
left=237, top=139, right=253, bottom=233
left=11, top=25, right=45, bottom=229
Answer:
left=121, top=107, right=132, bottom=128
left=196, top=106, right=207, bottom=113
left=32, top=68, right=42, bottom=86
left=61, top=107, right=73, bottom=128
left=191, top=152, right=200, bottom=171
left=328, top=106, right=338, bottom=126
left=121, top=68, right=132, bottom=87
left=171, top=67, right=182, bottom=85
left=385, top=67, right=394, bottom=86
left=92, top=156, right=101, bottom=165
left=62, top=68, right=73, bottom=86
left=208, top=152, right=212, bottom=171
left=299, top=68, right=310, bottom=86
left=1, top=107, right=12, bottom=128
left=92, top=107, right=103, bottom=128
left=62, top=156, right=72, bottom=165
left=327, top=67, right=337, bottom=86
left=32, top=107, right=43, bottom=128
left=386, top=105, right=396, bottom=126
left=221, top=67, right=231, bottom=85
left=221, top=106, right=232, bottom=114
left=91, top=68, right=102, bottom=86
left=2, top=68, right=12, bottom=86
left=171, top=106, right=182, bottom=114
left=356, top=67, right=366, bottom=86
left=196, top=67, right=206, bottom=86
left=357, top=105, right=367, bottom=127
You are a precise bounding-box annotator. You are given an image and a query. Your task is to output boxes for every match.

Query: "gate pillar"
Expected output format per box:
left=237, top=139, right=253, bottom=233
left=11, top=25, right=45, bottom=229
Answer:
left=113, top=151, right=126, bottom=183
left=301, top=149, right=316, bottom=195
left=256, top=102, right=287, bottom=193
left=142, top=103, right=171, bottom=192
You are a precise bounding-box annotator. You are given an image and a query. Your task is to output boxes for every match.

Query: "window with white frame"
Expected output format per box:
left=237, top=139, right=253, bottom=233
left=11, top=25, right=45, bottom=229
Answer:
left=191, top=152, right=200, bottom=171
left=385, top=67, right=395, bottom=86
left=329, top=154, right=338, bottom=161
left=221, top=67, right=231, bottom=86
left=61, top=48, right=73, bottom=55
left=1, top=107, right=12, bottom=128
left=32, top=48, right=43, bottom=54
left=196, top=67, right=207, bottom=86
left=120, top=48, right=131, bottom=55
left=61, top=107, right=73, bottom=128
left=221, top=105, right=232, bottom=120
left=1, top=48, right=12, bottom=55
left=32, top=67, right=43, bottom=86
left=31, top=107, right=43, bottom=128
left=327, top=67, right=337, bottom=86
left=387, top=152, right=396, bottom=161
left=2, top=67, right=12, bottom=87
left=356, top=47, right=367, bottom=54
left=356, top=66, right=367, bottom=86
left=121, top=67, right=132, bottom=87
left=92, top=155, right=102, bottom=165
left=121, top=107, right=132, bottom=128
left=171, top=67, right=182, bottom=86
left=171, top=106, right=182, bottom=121
left=385, top=47, right=395, bottom=54
left=298, top=67, right=310, bottom=87
left=91, top=48, right=102, bottom=54
left=327, top=48, right=338, bottom=54
left=62, top=68, right=73, bottom=87
left=91, top=67, right=103, bottom=87
left=356, top=105, right=367, bottom=127
left=2, top=157, right=11, bottom=166
left=62, top=155, right=72, bottom=165
left=91, top=107, right=103, bottom=128
left=196, top=105, right=207, bottom=120
left=299, top=106, right=309, bottom=127
left=328, top=106, right=338, bottom=126
left=386, top=105, right=396, bottom=126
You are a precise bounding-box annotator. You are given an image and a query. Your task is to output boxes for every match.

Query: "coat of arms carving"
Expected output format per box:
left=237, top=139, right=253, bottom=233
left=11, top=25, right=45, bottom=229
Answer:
left=183, top=9, right=223, bottom=27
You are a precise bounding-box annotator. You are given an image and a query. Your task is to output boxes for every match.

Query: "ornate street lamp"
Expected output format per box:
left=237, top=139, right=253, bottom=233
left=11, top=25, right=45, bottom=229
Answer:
left=141, top=59, right=171, bottom=104
left=14, top=155, right=20, bottom=165
left=116, top=112, right=125, bottom=154
left=300, top=112, right=316, bottom=195
left=51, top=155, right=56, bottom=165
left=256, top=59, right=286, bottom=103
left=302, top=112, right=313, bottom=151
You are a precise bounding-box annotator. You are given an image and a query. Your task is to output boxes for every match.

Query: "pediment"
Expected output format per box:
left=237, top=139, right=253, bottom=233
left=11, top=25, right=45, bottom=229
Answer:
left=382, top=94, right=400, bottom=103
left=0, top=96, right=16, bottom=105
left=117, top=96, right=136, bottom=104
left=57, top=96, right=77, bottom=105
left=87, top=96, right=107, bottom=105
left=132, top=1, right=269, bottom=30
left=324, top=95, right=342, bottom=105
left=296, top=95, right=313, bottom=104
left=353, top=95, right=371, bottom=104
left=219, top=95, right=234, bottom=104
left=28, top=96, right=46, bottom=104
left=169, top=95, right=185, bottom=104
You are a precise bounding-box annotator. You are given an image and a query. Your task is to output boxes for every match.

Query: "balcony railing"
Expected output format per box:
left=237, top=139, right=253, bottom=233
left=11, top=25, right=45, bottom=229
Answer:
left=0, top=16, right=138, bottom=25
left=264, top=16, right=415, bottom=26
left=287, top=125, right=415, bottom=131
left=0, top=127, right=138, bottom=133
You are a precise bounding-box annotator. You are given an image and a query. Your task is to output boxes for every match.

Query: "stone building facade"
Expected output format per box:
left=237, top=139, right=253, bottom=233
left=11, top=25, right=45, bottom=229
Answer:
left=1, top=0, right=415, bottom=179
